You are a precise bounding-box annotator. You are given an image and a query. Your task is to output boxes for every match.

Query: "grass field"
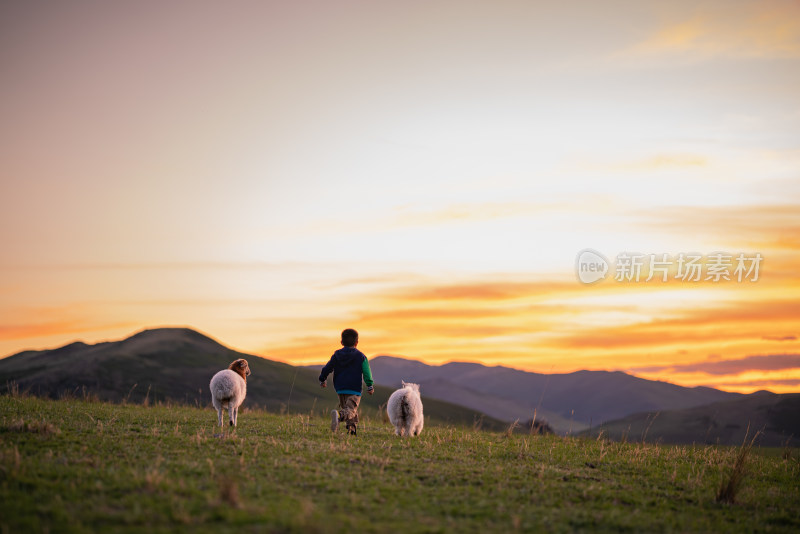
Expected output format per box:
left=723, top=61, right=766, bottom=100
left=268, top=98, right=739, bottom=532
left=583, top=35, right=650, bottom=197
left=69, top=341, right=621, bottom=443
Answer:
left=1, top=394, right=798, bottom=533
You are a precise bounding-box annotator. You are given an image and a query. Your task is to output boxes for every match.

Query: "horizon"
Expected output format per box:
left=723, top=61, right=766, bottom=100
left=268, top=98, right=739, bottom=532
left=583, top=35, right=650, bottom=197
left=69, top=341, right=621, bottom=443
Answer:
left=1, top=0, right=799, bottom=394
left=0, top=324, right=789, bottom=394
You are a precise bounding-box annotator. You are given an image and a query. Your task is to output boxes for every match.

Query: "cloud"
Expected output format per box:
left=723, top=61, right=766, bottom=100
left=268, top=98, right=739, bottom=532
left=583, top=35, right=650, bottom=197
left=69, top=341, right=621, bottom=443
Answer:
left=394, top=280, right=576, bottom=301
left=710, top=378, right=800, bottom=388
left=316, top=274, right=426, bottom=290
left=0, top=261, right=326, bottom=272
left=639, top=204, right=800, bottom=252
left=353, top=304, right=555, bottom=343
left=0, top=320, right=138, bottom=350
left=388, top=201, right=562, bottom=228
left=627, top=1, right=800, bottom=61
left=581, top=154, right=708, bottom=173
left=554, top=299, right=800, bottom=350
left=358, top=308, right=512, bottom=321
left=0, top=322, right=86, bottom=341
left=261, top=271, right=800, bottom=376
left=286, top=200, right=572, bottom=239
left=631, top=353, right=800, bottom=376
left=762, top=335, right=797, bottom=342
left=262, top=335, right=334, bottom=364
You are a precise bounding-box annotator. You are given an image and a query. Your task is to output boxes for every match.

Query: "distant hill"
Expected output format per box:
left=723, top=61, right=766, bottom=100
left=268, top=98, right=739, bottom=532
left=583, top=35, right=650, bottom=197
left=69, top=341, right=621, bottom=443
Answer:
left=352, top=356, right=744, bottom=434
left=0, top=328, right=509, bottom=431
left=582, top=391, right=800, bottom=447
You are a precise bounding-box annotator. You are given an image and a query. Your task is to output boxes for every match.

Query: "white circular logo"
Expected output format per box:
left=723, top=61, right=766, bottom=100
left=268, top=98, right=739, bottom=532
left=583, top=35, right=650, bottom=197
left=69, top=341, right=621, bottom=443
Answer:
left=575, top=249, right=609, bottom=284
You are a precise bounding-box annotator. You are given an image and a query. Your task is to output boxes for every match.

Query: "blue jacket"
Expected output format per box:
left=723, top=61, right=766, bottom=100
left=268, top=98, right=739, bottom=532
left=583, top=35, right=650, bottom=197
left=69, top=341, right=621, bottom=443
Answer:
left=319, top=347, right=374, bottom=396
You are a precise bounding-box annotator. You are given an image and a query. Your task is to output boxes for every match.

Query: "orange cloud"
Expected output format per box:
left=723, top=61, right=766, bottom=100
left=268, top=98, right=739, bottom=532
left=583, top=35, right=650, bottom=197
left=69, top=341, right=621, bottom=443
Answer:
left=631, top=353, right=800, bottom=376
left=762, top=335, right=797, bottom=342
left=263, top=263, right=800, bottom=379
left=0, top=320, right=138, bottom=348
left=392, top=280, right=577, bottom=301
left=358, top=308, right=513, bottom=321
left=712, top=378, right=800, bottom=388
left=553, top=299, right=800, bottom=350
left=0, top=322, right=86, bottom=341
left=628, top=1, right=800, bottom=60
left=637, top=204, right=800, bottom=253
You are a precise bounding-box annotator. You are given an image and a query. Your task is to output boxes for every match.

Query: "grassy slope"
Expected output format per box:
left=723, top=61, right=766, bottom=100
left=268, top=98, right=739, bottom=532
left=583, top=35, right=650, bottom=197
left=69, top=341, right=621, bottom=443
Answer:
left=584, top=392, right=800, bottom=447
left=1, top=395, right=799, bottom=534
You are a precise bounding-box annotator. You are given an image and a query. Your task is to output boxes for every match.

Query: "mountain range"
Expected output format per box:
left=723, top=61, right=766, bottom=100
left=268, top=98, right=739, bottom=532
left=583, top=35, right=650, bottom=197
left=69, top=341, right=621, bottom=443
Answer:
left=347, top=356, right=797, bottom=445
left=359, top=357, right=799, bottom=445
left=2, top=327, right=797, bottom=445
left=361, top=356, right=742, bottom=433
left=0, top=327, right=509, bottom=431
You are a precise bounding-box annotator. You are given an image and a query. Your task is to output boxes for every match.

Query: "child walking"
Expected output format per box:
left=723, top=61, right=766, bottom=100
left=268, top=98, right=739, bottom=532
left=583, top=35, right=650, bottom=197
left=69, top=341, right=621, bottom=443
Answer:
left=319, top=328, right=374, bottom=436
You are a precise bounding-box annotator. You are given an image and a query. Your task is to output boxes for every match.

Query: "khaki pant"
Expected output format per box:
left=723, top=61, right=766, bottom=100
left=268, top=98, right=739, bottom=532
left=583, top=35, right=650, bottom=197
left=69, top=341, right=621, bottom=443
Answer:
left=337, top=394, right=361, bottom=430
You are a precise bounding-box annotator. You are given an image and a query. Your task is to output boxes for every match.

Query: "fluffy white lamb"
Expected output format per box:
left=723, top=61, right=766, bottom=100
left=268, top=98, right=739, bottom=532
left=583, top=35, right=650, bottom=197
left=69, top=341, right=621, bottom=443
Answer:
left=209, top=359, right=251, bottom=427
left=387, top=381, right=424, bottom=437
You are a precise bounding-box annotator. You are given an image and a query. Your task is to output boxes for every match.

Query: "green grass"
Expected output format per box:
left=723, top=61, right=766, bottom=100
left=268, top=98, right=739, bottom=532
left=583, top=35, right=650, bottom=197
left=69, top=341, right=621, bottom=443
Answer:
left=1, top=395, right=798, bottom=533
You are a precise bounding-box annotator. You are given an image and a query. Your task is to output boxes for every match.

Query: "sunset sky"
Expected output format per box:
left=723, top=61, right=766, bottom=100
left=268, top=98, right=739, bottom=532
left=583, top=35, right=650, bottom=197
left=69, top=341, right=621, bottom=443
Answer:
left=1, top=0, right=799, bottom=393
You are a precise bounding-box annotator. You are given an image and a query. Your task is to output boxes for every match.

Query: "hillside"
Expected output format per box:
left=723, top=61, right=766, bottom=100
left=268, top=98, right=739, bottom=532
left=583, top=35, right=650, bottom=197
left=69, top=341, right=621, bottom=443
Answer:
left=0, top=328, right=509, bottom=431
left=584, top=391, right=800, bottom=447
left=2, top=395, right=798, bottom=533
left=363, top=356, right=743, bottom=434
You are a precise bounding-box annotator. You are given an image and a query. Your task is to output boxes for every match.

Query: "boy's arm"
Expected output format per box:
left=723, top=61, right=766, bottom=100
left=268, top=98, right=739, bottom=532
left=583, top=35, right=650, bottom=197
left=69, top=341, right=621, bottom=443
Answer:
left=319, top=357, right=335, bottom=385
left=361, top=358, right=374, bottom=394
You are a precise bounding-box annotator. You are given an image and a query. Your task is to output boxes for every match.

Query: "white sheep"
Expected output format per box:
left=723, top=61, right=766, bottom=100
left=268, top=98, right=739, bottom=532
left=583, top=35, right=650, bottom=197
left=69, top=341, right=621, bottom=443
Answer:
left=209, top=359, right=251, bottom=427
left=387, top=381, right=424, bottom=437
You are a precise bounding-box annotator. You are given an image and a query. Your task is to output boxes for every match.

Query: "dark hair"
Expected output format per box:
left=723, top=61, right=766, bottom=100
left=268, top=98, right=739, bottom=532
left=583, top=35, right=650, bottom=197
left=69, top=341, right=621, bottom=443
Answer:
left=341, top=328, right=358, bottom=347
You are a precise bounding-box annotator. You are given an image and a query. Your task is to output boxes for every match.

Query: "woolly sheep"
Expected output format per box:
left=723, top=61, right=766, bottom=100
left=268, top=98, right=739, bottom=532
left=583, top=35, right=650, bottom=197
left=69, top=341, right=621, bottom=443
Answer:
left=387, top=381, right=424, bottom=437
left=209, top=359, right=251, bottom=427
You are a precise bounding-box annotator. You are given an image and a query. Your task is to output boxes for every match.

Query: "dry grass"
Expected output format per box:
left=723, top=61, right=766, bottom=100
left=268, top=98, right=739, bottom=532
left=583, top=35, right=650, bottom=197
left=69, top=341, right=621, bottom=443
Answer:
left=716, top=425, right=761, bottom=504
left=5, top=381, right=24, bottom=398
left=217, top=476, right=241, bottom=508
left=504, top=419, right=520, bottom=438
left=7, top=418, right=60, bottom=436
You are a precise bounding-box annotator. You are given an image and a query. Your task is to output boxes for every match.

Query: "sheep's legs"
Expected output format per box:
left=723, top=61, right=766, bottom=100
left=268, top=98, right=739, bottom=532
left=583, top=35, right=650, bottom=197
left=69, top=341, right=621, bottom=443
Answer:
left=230, top=406, right=237, bottom=427
left=213, top=399, right=224, bottom=426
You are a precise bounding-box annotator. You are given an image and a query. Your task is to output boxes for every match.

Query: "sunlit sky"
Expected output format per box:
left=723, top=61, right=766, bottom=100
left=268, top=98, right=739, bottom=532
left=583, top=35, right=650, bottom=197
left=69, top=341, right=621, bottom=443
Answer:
left=1, top=0, right=799, bottom=393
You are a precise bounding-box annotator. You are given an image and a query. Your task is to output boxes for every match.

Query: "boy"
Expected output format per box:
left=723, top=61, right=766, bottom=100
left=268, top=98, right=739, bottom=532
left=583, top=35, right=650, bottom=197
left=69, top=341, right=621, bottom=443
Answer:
left=319, top=328, right=374, bottom=436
